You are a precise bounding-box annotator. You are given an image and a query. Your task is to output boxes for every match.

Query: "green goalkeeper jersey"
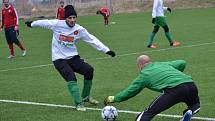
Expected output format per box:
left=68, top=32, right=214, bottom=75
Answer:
left=114, top=60, right=193, bottom=102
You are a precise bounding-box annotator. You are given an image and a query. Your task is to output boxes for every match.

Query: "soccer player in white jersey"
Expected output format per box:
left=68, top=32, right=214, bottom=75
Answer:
left=147, top=0, right=181, bottom=48
left=25, top=5, right=116, bottom=111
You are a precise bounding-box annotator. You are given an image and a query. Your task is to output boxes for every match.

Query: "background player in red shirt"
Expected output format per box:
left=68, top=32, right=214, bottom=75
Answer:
left=96, top=7, right=110, bottom=26
left=0, top=0, right=26, bottom=58
left=56, top=0, right=65, bottom=20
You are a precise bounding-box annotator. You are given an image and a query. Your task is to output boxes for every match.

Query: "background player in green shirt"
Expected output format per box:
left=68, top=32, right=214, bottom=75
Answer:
left=104, top=55, right=200, bottom=121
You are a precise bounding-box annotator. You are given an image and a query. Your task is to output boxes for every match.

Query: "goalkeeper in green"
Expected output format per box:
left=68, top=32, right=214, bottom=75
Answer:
left=104, top=55, right=200, bottom=121
left=147, top=0, right=180, bottom=48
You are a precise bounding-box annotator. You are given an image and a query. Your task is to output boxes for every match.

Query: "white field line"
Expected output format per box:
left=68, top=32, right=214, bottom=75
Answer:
left=0, top=64, right=53, bottom=72
left=0, top=99, right=215, bottom=121
left=1, top=41, right=215, bottom=72
left=95, top=41, right=215, bottom=60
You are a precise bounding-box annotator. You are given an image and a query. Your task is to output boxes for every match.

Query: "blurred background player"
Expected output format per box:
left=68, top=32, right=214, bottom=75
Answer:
left=146, top=0, right=180, bottom=48
left=105, top=55, right=200, bottom=121
left=25, top=5, right=116, bottom=111
left=96, top=7, right=110, bottom=26
left=0, top=0, right=26, bottom=58
left=56, top=0, right=65, bottom=20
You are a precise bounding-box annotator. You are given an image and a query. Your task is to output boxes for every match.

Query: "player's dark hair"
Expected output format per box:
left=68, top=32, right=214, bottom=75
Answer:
left=96, top=10, right=100, bottom=14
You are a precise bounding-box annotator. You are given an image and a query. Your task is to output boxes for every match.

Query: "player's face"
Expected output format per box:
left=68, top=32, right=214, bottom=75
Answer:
left=3, top=2, right=9, bottom=8
left=66, top=15, right=77, bottom=27
left=60, top=2, right=64, bottom=7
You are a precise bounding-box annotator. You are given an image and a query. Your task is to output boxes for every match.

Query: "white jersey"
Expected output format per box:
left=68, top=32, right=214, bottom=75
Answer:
left=152, top=0, right=168, bottom=18
left=31, top=19, right=110, bottom=61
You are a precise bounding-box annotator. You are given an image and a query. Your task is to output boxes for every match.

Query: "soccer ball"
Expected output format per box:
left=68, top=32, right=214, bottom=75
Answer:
left=101, top=106, right=118, bottom=121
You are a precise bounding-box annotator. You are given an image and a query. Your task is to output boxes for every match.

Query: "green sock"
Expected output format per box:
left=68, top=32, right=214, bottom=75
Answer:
left=67, top=81, right=82, bottom=105
left=165, top=32, right=173, bottom=43
left=81, top=80, right=92, bottom=98
left=147, top=32, right=156, bottom=46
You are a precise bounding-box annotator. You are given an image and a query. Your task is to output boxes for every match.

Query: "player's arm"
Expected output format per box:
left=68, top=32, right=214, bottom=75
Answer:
left=104, top=75, right=146, bottom=105
left=104, top=9, right=110, bottom=17
left=13, top=7, right=19, bottom=26
left=56, top=8, right=59, bottom=19
left=25, top=20, right=58, bottom=30
left=107, top=9, right=110, bottom=16
left=1, top=10, right=4, bottom=29
left=80, top=28, right=116, bottom=57
left=163, top=7, right=168, bottom=11
left=163, top=7, right=171, bottom=13
left=166, top=60, right=186, bottom=72
left=13, top=7, right=19, bottom=30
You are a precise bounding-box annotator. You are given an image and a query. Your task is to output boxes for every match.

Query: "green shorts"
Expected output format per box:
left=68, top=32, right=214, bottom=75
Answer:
left=155, top=16, right=167, bottom=27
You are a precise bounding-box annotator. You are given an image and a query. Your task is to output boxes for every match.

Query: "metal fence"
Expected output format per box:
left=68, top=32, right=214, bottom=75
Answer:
left=0, top=0, right=214, bottom=19
left=0, top=0, right=151, bottom=18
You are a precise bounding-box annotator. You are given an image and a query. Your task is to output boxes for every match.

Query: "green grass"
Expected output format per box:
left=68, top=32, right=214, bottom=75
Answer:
left=0, top=8, right=215, bottom=121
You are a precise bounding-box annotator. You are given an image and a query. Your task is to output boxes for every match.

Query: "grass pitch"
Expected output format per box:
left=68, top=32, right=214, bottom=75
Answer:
left=0, top=8, right=215, bottom=121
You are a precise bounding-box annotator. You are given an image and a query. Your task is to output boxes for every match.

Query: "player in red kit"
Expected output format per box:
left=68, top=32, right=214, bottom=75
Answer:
left=56, top=1, right=65, bottom=20
left=0, top=0, right=26, bottom=58
left=96, top=7, right=110, bottom=26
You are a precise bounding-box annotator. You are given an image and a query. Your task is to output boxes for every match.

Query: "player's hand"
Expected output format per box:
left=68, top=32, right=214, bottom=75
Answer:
left=106, top=50, right=116, bottom=57
left=25, top=21, right=33, bottom=28
left=167, top=7, right=172, bottom=13
left=104, top=96, right=115, bottom=105
left=14, top=26, right=18, bottom=31
left=16, top=30, right=19, bottom=36
left=152, top=18, right=156, bottom=24
left=102, top=13, right=106, bottom=16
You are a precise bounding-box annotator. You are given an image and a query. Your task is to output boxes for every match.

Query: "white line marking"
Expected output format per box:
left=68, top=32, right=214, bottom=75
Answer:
left=0, top=64, right=53, bottom=72
left=0, top=99, right=215, bottom=121
left=1, top=41, right=215, bottom=72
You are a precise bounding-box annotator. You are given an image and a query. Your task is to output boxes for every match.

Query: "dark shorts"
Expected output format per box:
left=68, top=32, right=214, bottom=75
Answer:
left=103, top=16, right=109, bottom=20
left=4, top=26, right=20, bottom=45
left=53, top=55, right=94, bottom=82
left=136, top=82, right=200, bottom=121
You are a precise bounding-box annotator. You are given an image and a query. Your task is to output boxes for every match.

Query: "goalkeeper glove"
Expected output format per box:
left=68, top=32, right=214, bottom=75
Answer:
left=25, top=21, right=33, bottom=28
left=104, top=96, right=115, bottom=105
left=167, top=7, right=172, bottom=13
left=106, top=50, right=116, bottom=57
